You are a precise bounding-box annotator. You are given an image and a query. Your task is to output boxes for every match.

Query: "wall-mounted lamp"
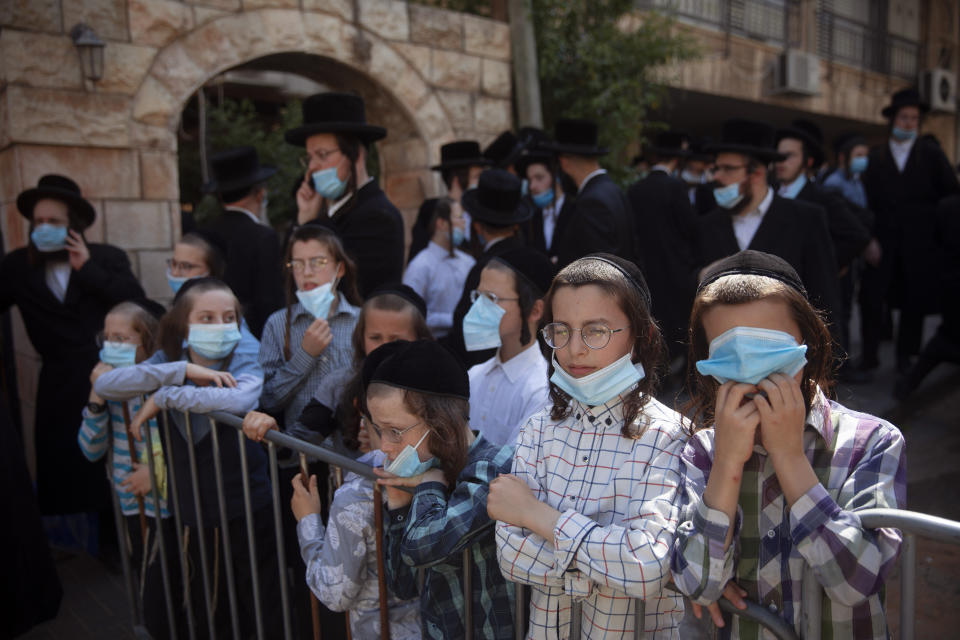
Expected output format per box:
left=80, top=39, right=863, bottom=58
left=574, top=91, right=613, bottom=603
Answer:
left=70, top=23, right=105, bottom=82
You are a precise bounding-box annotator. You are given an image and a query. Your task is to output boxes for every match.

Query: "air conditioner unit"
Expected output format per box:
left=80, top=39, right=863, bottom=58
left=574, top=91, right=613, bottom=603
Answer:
left=771, top=50, right=820, bottom=96
left=920, top=68, right=957, bottom=113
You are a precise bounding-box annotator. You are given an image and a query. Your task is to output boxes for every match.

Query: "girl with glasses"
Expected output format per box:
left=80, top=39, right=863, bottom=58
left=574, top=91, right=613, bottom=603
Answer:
left=489, top=253, right=688, bottom=638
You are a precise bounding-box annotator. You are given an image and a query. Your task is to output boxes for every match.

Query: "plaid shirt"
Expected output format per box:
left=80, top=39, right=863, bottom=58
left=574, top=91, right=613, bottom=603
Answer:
left=671, top=390, right=906, bottom=639
left=496, top=395, right=687, bottom=639
left=385, top=436, right=516, bottom=640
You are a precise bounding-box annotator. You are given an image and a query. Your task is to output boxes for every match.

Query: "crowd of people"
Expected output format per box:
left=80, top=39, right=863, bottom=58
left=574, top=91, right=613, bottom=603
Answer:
left=4, top=84, right=959, bottom=639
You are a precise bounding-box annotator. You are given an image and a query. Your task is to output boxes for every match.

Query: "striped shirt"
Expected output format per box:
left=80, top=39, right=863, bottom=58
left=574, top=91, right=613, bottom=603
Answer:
left=671, top=390, right=906, bottom=639
left=496, top=395, right=687, bottom=639
left=385, top=436, right=516, bottom=640
left=77, top=397, right=169, bottom=518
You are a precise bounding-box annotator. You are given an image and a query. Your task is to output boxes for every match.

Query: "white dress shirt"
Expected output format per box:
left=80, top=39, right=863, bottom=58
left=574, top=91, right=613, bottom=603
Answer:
left=224, top=205, right=262, bottom=225
left=328, top=177, right=373, bottom=217
left=889, top=137, right=916, bottom=173
left=578, top=168, right=607, bottom=194
left=403, top=241, right=475, bottom=338
left=731, top=186, right=774, bottom=251
left=45, top=261, right=71, bottom=302
left=467, top=341, right=549, bottom=446
left=541, top=193, right=565, bottom=251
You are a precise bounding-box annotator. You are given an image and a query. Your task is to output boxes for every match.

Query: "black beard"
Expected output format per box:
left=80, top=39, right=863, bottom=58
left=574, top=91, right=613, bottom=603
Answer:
left=35, top=248, right=70, bottom=263
left=727, top=180, right=753, bottom=216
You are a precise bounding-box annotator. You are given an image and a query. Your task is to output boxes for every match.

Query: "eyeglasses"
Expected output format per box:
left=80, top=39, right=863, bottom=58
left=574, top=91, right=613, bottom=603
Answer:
left=167, top=258, right=205, bottom=274
left=299, top=148, right=341, bottom=168
left=541, top=321, right=627, bottom=350
left=470, top=290, right=519, bottom=305
left=711, top=164, right=748, bottom=175
left=366, top=418, right=423, bottom=444
left=95, top=333, right=140, bottom=348
left=287, top=256, right=333, bottom=273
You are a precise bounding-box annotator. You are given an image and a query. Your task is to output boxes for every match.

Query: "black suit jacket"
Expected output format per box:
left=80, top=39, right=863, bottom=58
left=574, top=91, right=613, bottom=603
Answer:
left=205, top=208, right=283, bottom=338
left=697, top=195, right=842, bottom=328
left=693, top=182, right=718, bottom=216
left=308, top=180, right=405, bottom=298
left=627, top=170, right=700, bottom=352
left=526, top=193, right=574, bottom=259
left=554, top=173, right=635, bottom=268
left=794, top=181, right=870, bottom=270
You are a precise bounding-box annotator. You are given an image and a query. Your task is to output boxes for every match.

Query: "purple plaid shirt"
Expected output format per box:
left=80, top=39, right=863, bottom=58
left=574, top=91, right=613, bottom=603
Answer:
left=671, top=390, right=906, bottom=639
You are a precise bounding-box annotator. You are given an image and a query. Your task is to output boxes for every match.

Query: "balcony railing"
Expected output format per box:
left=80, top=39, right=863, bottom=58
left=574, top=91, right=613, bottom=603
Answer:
left=817, top=9, right=920, bottom=79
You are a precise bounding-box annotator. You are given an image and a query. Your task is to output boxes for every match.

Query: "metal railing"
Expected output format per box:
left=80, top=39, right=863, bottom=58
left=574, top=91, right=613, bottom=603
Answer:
left=110, top=407, right=960, bottom=640
left=637, top=0, right=802, bottom=48
left=816, top=9, right=920, bottom=80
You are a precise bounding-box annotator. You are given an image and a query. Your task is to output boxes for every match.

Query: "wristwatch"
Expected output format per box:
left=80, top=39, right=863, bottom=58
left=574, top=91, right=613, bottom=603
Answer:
left=87, top=401, right=108, bottom=414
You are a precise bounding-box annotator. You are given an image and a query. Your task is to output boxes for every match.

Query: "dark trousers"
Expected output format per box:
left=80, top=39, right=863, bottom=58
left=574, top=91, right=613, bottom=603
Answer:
left=858, top=262, right=886, bottom=367
left=126, top=514, right=180, bottom=640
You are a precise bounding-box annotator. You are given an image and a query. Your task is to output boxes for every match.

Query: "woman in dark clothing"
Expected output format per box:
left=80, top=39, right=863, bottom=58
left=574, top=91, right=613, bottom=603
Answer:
left=0, top=174, right=144, bottom=518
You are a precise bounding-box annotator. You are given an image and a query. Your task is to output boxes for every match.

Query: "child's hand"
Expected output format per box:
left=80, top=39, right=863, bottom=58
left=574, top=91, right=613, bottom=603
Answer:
left=120, top=462, right=153, bottom=497
left=185, top=363, right=237, bottom=388
left=130, top=395, right=160, bottom=441
left=374, top=467, right=414, bottom=509
left=689, top=580, right=748, bottom=628
left=487, top=473, right=538, bottom=528
left=713, top=382, right=761, bottom=469
left=290, top=473, right=322, bottom=522
left=90, top=361, right=113, bottom=385
left=754, top=373, right=806, bottom=462
left=242, top=411, right=278, bottom=442
left=301, top=317, right=333, bottom=356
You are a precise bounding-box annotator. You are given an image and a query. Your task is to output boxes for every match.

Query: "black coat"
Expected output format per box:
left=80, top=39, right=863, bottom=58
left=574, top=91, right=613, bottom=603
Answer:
left=554, top=173, right=636, bottom=268
left=440, top=235, right=525, bottom=367
left=205, top=208, right=284, bottom=338
left=0, top=244, right=144, bottom=514
left=697, top=195, right=842, bottom=328
left=862, top=138, right=960, bottom=312
left=693, top=182, right=719, bottom=216
left=408, top=197, right=439, bottom=263
left=627, top=170, right=700, bottom=353
left=525, top=193, right=574, bottom=259
left=795, top=181, right=871, bottom=270
left=307, top=180, right=405, bottom=298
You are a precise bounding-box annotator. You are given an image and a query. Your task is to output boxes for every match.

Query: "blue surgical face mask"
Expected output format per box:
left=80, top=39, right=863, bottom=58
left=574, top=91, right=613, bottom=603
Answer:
left=849, top=156, right=868, bottom=174
left=462, top=294, right=505, bottom=351
left=384, top=429, right=436, bottom=478
left=532, top=189, right=555, bottom=208
left=31, top=224, right=68, bottom=252
left=550, top=353, right=645, bottom=407
left=451, top=226, right=465, bottom=247
left=167, top=270, right=189, bottom=295
left=713, top=181, right=744, bottom=209
left=696, top=326, right=808, bottom=385
left=778, top=173, right=807, bottom=200
left=521, top=179, right=529, bottom=196
left=311, top=167, right=348, bottom=200
left=681, top=169, right=703, bottom=184
left=891, top=127, right=917, bottom=142
left=187, top=323, right=242, bottom=360
left=296, top=278, right=337, bottom=319
left=99, top=341, right=138, bottom=368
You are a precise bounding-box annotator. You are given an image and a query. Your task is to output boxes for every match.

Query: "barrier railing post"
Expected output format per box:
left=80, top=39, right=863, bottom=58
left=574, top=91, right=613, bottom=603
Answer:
left=182, top=411, right=217, bottom=640
left=237, top=429, right=266, bottom=640
left=209, top=417, right=241, bottom=640
left=268, top=442, right=293, bottom=640
left=161, top=411, right=197, bottom=640
left=463, top=548, right=473, bottom=640
left=514, top=583, right=526, bottom=640
left=373, top=482, right=390, bottom=640
left=634, top=598, right=645, bottom=639
left=570, top=599, right=582, bottom=639
left=107, top=432, right=143, bottom=630
left=299, top=452, right=322, bottom=640
left=142, top=405, right=178, bottom=639
left=901, top=532, right=916, bottom=640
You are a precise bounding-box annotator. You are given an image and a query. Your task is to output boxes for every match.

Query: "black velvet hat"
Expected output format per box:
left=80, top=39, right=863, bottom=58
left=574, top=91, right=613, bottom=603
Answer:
left=697, top=250, right=806, bottom=297
left=776, top=119, right=825, bottom=167
left=364, top=339, right=470, bottom=400
left=832, top=131, right=867, bottom=155
left=17, top=174, right=96, bottom=228
left=130, top=298, right=168, bottom=319
left=202, top=146, right=277, bottom=194
left=490, top=248, right=557, bottom=297
left=431, top=141, right=493, bottom=171
left=461, top=169, right=532, bottom=225
left=645, top=130, right=691, bottom=158
left=541, top=119, right=609, bottom=156
left=182, top=226, right=229, bottom=264
left=881, top=87, right=930, bottom=119
left=705, top=119, right=786, bottom=163
left=483, top=131, right=521, bottom=168
left=366, top=283, right=427, bottom=319
left=514, top=151, right=555, bottom=179
left=583, top=253, right=652, bottom=312
left=284, top=92, right=387, bottom=147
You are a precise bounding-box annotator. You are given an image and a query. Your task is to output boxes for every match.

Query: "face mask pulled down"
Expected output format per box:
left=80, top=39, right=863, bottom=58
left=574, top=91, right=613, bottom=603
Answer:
left=550, top=353, right=645, bottom=407
left=384, top=429, right=437, bottom=478
left=296, top=274, right=338, bottom=320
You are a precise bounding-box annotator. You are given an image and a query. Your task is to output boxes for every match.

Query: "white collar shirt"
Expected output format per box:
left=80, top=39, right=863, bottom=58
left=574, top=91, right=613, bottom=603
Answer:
left=467, top=342, right=550, bottom=447
left=402, top=241, right=475, bottom=338
left=541, top=192, right=565, bottom=251
left=578, top=168, right=607, bottom=194
left=731, top=186, right=774, bottom=251
left=328, top=177, right=373, bottom=217
left=45, top=261, right=71, bottom=303
left=888, top=137, right=916, bottom=173
left=224, top=205, right=261, bottom=225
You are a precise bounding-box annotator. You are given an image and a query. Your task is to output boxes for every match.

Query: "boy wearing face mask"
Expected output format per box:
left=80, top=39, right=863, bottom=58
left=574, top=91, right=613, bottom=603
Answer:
left=1, top=174, right=144, bottom=523
left=464, top=248, right=555, bottom=447
left=696, top=119, right=842, bottom=334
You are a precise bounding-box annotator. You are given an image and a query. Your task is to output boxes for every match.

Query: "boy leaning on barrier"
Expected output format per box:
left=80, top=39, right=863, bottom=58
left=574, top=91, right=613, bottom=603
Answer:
left=671, top=251, right=906, bottom=639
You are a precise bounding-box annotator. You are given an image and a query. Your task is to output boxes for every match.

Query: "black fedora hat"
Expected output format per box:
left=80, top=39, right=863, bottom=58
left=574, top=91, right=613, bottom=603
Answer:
left=705, top=119, right=786, bottom=163
left=431, top=141, right=492, bottom=171
left=483, top=131, right=520, bottom=168
left=645, top=130, right=691, bottom=158
left=881, top=87, right=929, bottom=119
left=514, top=150, right=555, bottom=178
left=202, top=146, right=277, bottom=194
left=776, top=118, right=825, bottom=167
left=461, top=169, right=532, bottom=226
left=541, top=119, right=609, bottom=156
left=17, top=174, right=96, bottom=228
left=284, top=92, right=387, bottom=147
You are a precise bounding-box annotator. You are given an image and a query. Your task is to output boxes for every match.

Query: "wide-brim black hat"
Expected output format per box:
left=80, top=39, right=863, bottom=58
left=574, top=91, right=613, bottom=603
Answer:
left=363, top=339, right=470, bottom=400
left=645, top=130, right=691, bottom=158
left=776, top=119, right=825, bottom=167
left=284, top=92, right=387, bottom=147
left=541, top=119, right=608, bottom=156
left=881, top=87, right=930, bottom=119
left=17, top=174, right=95, bottom=228
left=514, top=151, right=555, bottom=178
left=431, top=141, right=492, bottom=171
left=483, top=131, right=522, bottom=168
left=697, top=249, right=806, bottom=297
left=202, top=146, right=277, bottom=194
left=706, top=119, right=786, bottom=163
left=461, top=169, right=532, bottom=225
